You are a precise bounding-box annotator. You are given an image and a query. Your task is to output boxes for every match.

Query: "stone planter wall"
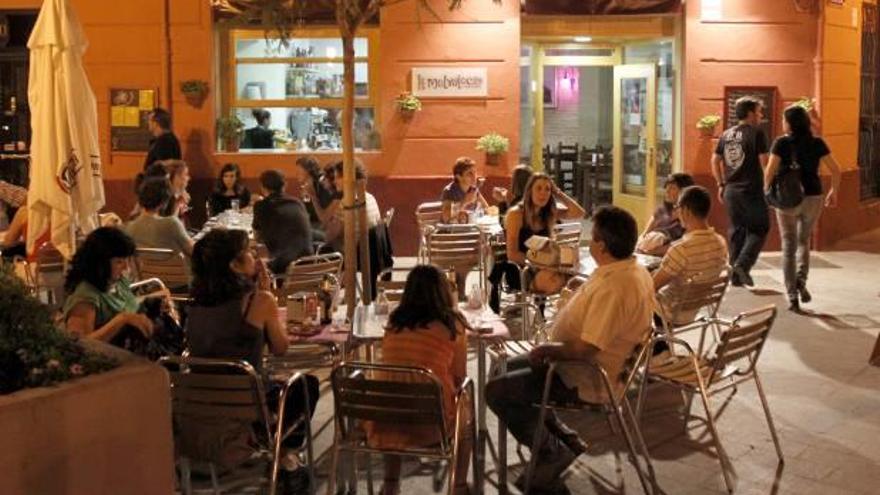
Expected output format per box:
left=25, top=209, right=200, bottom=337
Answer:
left=0, top=344, right=175, bottom=495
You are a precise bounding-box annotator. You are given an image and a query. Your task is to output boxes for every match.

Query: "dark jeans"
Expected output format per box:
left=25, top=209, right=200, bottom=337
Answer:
left=486, top=355, right=582, bottom=451
left=266, top=374, right=320, bottom=449
left=488, top=260, right=521, bottom=313
left=724, top=188, right=769, bottom=274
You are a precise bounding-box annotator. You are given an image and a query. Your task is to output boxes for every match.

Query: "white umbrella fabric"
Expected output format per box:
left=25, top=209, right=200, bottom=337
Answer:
left=26, top=0, right=104, bottom=259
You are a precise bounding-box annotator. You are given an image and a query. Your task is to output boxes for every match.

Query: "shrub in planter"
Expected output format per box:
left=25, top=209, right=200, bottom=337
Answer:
left=476, top=132, right=510, bottom=166
left=696, top=114, right=721, bottom=138
left=180, top=80, right=209, bottom=108
left=395, top=91, right=422, bottom=117
left=0, top=262, right=116, bottom=395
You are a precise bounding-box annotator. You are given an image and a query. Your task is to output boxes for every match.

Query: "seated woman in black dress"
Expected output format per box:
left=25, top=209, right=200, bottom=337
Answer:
left=207, top=163, right=252, bottom=216
left=505, top=173, right=585, bottom=294
left=186, top=228, right=319, bottom=489
left=292, top=156, right=336, bottom=241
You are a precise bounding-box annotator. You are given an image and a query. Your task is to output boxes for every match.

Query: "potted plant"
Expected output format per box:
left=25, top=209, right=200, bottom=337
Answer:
left=180, top=79, right=209, bottom=108
left=395, top=91, right=422, bottom=118
left=0, top=262, right=176, bottom=494
left=696, top=114, right=721, bottom=138
left=476, top=132, right=510, bottom=166
left=217, top=114, right=244, bottom=152
left=794, top=96, right=822, bottom=135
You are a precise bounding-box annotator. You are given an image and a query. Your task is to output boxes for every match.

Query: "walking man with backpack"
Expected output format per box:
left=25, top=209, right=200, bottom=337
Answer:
left=711, top=96, right=770, bottom=287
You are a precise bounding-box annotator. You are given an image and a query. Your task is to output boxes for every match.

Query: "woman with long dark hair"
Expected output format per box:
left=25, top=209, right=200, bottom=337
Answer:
left=160, top=159, right=192, bottom=220
left=207, top=163, right=252, bottom=216
left=505, top=173, right=585, bottom=294
left=186, top=228, right=319, bottom=490
left=367, top=265, right=471, bottom=495
left=764, top=105, right=841, bottom=311
left=292, top=156, right=336, bottom=239
left=62, top=227, right=153, bottom=342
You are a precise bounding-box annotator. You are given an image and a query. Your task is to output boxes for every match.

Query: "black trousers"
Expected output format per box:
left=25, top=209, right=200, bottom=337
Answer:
left=266, top=374, right=320, bottom=449
left=723, top=188, right=769, bottom=274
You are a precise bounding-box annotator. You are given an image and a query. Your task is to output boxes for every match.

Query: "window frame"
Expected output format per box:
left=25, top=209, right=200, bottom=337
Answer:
left=859, top=3, right=880, bottom=200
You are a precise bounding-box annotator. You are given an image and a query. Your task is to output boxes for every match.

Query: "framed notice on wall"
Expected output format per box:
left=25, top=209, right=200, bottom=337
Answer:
left=411, top=67, right=488, bottom=97
left=109, top=88, right=156, bottom=152
left=723, top=86, right=779, bottom=142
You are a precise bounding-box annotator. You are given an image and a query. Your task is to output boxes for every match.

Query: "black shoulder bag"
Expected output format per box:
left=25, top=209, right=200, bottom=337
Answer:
left=766, top=141, right=805, bottom=209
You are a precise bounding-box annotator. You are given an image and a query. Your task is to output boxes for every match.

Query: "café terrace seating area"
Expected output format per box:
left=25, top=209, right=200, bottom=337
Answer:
left=2, top=1, right=880, bottom=495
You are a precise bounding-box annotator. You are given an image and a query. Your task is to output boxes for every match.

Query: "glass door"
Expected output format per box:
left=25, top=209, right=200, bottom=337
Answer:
left=612, top=64, right=657, bottom=230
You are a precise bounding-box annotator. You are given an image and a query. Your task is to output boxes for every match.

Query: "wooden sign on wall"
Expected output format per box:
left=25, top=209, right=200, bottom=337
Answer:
left=723, top=86, right=779, bottom=142
left=109, top=88, right=157, bottom=152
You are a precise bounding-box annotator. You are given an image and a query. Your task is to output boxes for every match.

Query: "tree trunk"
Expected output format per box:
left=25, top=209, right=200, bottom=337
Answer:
left=341, top=33, right=358, bottom=319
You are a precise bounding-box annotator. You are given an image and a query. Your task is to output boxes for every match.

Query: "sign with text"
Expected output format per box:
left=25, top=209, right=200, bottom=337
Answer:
left=411, top=67, right=488, bottom=97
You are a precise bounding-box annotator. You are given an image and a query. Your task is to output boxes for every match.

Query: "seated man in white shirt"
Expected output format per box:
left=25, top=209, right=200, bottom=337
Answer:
left=653, top=185, right=729, bottom=327
left=486, top=206, right=655, bottom=494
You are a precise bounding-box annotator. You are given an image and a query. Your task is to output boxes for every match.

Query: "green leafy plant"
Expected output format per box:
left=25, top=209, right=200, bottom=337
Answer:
left=476, top=132, right=510, bottom=155
left=0, top=262, right=116, bottom=395
left=216, top=115, right=245, bottom=140
left=179, top=79, right=209, bottom=97
left=793, top=97, right=814, bottom=112
left=696, top=114, right=722, bottom=131
left=395, top=92, right=422, bottom=113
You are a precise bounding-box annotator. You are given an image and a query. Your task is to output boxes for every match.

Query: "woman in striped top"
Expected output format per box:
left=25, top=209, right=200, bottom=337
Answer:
left=366, top=265, right=471, bottom=495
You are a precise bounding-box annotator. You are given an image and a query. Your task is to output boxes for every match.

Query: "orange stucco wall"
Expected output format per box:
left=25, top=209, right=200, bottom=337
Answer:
left=7, top=0, right=879, bottom=250
left=682, top=0, right=819, bottom=248
left=816, top=0, right=880, bottom=246
left=6, top=0, right=519, bottom=254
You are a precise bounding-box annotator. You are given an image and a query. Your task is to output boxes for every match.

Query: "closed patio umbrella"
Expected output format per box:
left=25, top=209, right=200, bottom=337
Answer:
left=26, top=0, right=104, bottom=259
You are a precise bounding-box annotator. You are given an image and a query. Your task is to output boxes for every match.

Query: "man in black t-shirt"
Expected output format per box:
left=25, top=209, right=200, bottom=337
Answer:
left=711, top=96, right=770, bottom=287
left=144, top=108, right=182, bottom=170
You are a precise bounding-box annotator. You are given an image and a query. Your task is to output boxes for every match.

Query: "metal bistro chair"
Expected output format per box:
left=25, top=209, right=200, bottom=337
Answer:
left=415, top=201, right=444, bottom=264
left=553, top=222, right=582, bottom=248
left=376, top=267, right=407, bottom=303
left=638, top=305, right=783, bottom=494
left=159, top=356, right=316, bottom=495
left=327, top=362, right=477, bottom=495
left=524, top=332, right=658, bottom=495
left=655, top=268, right=731, bottom=357
left=135, top=247, right=190, bottom=300
left=279, top=252, right=343, bottom=300
left=426, top=224, right=484, bottom=296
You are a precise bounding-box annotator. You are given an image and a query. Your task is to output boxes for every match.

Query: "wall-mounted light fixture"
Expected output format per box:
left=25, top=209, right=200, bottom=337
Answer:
left=573, top=36, right=592, bottom=43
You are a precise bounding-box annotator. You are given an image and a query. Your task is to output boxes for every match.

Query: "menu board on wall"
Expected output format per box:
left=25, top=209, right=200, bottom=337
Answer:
left=109, top=88, right=156, bottom=152
left=723, top=86, right=778, bottom=142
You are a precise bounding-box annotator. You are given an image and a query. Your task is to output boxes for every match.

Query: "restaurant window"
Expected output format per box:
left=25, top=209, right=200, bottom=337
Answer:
left=223, top=28, right=380, bottom=152
left=858, top=4, right=880, bottom=199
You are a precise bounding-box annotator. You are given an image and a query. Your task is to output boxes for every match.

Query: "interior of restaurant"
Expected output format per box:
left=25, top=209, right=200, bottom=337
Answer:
left=519, top=26, right=679, bottom=228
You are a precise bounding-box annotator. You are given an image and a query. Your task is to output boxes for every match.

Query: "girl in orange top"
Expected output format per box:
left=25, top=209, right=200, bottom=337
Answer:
left=367, top=265, right=472, bottom=495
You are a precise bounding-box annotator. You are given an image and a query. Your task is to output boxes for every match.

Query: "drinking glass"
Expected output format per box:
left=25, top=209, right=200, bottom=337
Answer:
left=231, top=199, right=240, bottom=214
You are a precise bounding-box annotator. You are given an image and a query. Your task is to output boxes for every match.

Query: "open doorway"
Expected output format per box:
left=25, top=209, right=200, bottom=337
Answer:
left=520, top=34, right=679, bottom=229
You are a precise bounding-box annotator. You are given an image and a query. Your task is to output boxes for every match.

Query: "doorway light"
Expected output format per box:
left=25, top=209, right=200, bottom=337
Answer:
left=573, top=36, right=592, bottom=43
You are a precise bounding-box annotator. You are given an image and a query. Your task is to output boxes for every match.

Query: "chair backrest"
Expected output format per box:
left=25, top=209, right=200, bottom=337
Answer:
left=426, top=225, right=482, bottom=271
left=711, top=305, right=777, bottom=381
left=331, top=362, right=451, bottom=452
left=159, top=356, right=272, bottom=441
left=553, top=222, right=582, bottom=247
left=415, top=201, right=443, bottom=231
left=283, top=252, right=343, bottom=295
left=659, top=268, right=730, bottom=328
left=135, top=247, right=190, bottom=291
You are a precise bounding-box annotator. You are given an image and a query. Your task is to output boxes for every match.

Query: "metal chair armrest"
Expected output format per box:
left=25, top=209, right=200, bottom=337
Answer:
left=275, top=371, right=312, bottom=444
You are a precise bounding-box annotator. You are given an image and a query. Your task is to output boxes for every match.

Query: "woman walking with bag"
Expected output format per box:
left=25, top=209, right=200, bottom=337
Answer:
left=764, top=105, right=841, bottom=312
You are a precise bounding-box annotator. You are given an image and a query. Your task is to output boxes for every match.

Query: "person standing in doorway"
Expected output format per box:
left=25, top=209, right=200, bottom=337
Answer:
left=711, top=96, right=770, bottom=287
left=143, top=108, right=182, bottom=170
